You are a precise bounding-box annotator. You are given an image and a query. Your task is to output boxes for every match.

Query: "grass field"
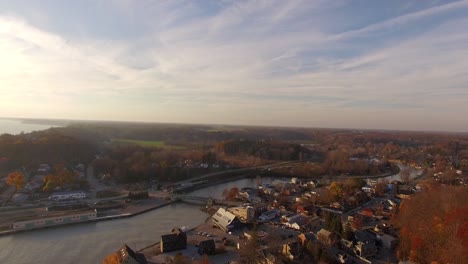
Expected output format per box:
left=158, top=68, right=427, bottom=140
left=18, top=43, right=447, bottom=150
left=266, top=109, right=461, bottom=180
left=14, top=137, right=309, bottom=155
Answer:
left=112, top=139, right=165, bottom=147
left=111, top=139, right=186, bottom=149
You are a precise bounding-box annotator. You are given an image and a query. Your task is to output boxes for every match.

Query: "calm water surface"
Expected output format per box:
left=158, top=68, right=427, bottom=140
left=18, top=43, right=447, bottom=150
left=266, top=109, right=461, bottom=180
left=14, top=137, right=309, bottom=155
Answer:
left=0, top=178, right=266, bottom=264
left=0, top=203, right=208, bottom=264
left=0, top=163, right=420, bottom=263
left=0, top=119, right=56, bottom=135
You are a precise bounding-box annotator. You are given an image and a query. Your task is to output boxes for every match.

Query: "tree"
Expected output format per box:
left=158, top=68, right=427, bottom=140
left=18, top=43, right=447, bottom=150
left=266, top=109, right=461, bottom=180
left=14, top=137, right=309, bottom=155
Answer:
left=5, top=171, right=25, bottom=192
left=329, top=181, right=344, bottom=198
left=3, top=171, right=26, bottom=206
left=374, top=182, right=387, bottom=196
left=395, top=185, right=467, bottom=263
left=343, top=223, right=354, bottom=241
left=199, top=255, right=212, bottom=264
left=223, top=187, right=239, bottom=201
left=400, top=168, right=411, bottom=184
left=325, top=213, right=343, bottom=235
left=343, top=178, right=365, bottom=194
left=306, top=241, right=322, bottom=262
left=239, top=225, right=262, bottom=264
left=102, top=252, right=120, bottom=264
left=172, top=253, right=192, bottom=264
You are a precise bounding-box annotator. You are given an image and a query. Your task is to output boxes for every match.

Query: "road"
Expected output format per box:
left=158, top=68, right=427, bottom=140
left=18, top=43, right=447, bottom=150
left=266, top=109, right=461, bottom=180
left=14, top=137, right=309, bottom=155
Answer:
left=341, top=194, right=390, bottom=223
left=172, top=161, right=297, bottom=186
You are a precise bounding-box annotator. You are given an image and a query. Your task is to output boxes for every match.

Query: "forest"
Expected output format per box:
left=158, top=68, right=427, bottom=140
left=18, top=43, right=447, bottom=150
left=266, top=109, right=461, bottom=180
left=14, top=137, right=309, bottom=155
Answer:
left=1, top=122, right=467, bottom=184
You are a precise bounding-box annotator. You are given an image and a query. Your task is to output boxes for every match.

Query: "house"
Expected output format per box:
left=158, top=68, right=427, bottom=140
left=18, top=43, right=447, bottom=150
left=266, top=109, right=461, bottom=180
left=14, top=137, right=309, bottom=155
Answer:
left=282, top=241, right=303, bottom=261
left=340, top=238, right=354, bottom=253
left=397, top=189, right=414, bottom=199
left=317, top=229, right=339, bottom=246
left=360, top=208, right=374, bottom=217
left=354, top=241, right=377, bottom=258
left=238, top=188, right=257, bottom=201
left=298, top=233, right=315, bottom=247
left=362, top=185, right=374, bottom=193
left=285, top=215, right=309, bottom=231
left=379, top=234, right=398, bottom=249
left=355, top=230, right=376, bottom=245
left=198, top=239, right=216, bottom=255
left=297, top=204, right=319, bottom=216
left=48, top=191, right=87, bottom=201
left=306, top=180, right=317, bottom=188
left=160, top=228, right=187, bottom=253
left=212, top=208, right=243, bottom=232
left=354, top=230, right=377, bottom=258
left=117, top=244, right=147, bottom=264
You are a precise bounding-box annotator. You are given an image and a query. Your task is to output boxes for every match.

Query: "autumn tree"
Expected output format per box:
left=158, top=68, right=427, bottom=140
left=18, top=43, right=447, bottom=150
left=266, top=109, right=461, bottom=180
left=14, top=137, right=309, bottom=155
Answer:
left=329, top=181, right=344, bottom=199
left=400, top=168, right=411, bottom=184
left=172, top=253, right=192, bottom=264
left=306, top=241, right=323, bottom=262
left=199, top=255, right=212, bottom=264
left=343, top=223, right=355, bottom=241
left=239, top=225, right=263, bottom=264
left=223, top=187, right=239, bottom=201
left=395, top=185, right=468, bottom=263
left=342, top=178, right=365, bottom=194
left=102, top=252, right=121, bottom=264
left=3, top=171, right=26, bottom=206
left=325, top=212, right=343, bottom=235
left=5, top=171, right=25, bottom=192
left=374, top=182, right=387, bottom=196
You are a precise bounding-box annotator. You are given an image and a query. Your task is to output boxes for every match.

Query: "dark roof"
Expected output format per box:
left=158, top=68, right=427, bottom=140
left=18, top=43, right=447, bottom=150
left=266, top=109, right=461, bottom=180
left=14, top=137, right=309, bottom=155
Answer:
left=119, top=244, right=147, bottom=264
left=355, top=230, right=376, bottom=244
left=161, top=233, right=181, bottom=243
left=199, top=239, right=215, bottom=247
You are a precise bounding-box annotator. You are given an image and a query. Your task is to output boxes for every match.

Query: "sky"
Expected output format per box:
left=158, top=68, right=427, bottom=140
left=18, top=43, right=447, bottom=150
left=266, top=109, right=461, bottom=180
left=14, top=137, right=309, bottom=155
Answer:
left=0, top=0, right=467, bottom=132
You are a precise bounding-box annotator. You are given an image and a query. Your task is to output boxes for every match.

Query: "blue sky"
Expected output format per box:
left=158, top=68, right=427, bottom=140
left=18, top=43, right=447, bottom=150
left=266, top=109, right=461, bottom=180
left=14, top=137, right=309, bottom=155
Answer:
left=0, top=0, right=467, bottom=131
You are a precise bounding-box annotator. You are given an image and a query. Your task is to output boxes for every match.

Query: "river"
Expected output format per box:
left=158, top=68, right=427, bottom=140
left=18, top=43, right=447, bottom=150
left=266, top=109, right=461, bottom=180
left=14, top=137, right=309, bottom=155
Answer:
left=0, top=166, right=421, bottom=263
left=0, top=178, right=270, bottom=264
left=0, top=118, right=58, bottom=135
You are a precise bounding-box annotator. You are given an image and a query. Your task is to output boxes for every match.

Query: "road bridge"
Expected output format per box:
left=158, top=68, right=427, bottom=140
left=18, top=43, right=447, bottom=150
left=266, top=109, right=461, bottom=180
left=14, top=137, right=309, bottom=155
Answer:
left=171, top=194, right=242, bottom=207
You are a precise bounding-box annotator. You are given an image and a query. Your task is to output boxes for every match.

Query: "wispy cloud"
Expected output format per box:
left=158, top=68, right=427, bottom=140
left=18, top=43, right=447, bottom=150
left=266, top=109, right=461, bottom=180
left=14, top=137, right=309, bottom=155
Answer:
left=0, top=0, right=467, bottom=131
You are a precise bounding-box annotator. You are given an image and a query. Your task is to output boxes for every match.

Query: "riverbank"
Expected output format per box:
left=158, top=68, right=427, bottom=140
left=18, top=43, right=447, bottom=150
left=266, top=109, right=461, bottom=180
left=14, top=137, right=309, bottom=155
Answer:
left=0, top=198, right=176, bottom=237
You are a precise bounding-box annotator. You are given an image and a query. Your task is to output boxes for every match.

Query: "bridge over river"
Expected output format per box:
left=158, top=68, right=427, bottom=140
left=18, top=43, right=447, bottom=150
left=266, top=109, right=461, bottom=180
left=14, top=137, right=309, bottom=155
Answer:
left=170, top=194, right=242, bottom=207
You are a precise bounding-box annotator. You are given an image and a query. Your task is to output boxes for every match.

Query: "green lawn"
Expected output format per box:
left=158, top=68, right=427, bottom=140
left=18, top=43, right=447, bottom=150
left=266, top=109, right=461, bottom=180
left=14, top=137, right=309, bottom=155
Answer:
left=111, top=139, right=186, bottom=149
left=112, top=139, right=166, bottom=148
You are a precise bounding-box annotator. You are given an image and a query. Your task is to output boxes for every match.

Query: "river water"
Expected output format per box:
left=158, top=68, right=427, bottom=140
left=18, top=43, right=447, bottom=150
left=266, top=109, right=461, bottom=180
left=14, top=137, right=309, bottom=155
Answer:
left=0, top=178, right=268, bottom=264
left=0, top=119, right=57, bottom=135
left=0, top=165, right=420, bottom=263
left=0, top=203, right=208, bottom=264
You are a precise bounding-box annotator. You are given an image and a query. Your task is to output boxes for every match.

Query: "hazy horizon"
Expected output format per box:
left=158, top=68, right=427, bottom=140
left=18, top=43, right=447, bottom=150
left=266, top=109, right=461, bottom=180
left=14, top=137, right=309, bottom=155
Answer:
left=2, top=116, right=468, bottom=134
left=1, top=1, right=467, bottom=132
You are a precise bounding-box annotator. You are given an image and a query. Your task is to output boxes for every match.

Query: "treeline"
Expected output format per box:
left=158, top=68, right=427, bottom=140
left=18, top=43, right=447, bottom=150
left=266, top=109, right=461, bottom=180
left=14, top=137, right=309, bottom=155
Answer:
left=215, top=139, right=316, bottom=161
left=92, top=146, right=224, bottom=183
left=67, top=123, right=313, bottom=144
left=0, top=129, right=98, bottom=170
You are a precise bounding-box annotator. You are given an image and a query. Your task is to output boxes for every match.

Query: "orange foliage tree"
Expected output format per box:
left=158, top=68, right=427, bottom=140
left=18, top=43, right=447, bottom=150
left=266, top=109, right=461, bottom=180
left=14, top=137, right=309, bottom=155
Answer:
left=223, top=187, right=239, bottom=201
left=102, top=252, right=121, bottom=264
left=5, top=171, right=25, bottom=192
left=42, top=164, right=78, bottom=192
left=394, top=185, right=468, bottom=263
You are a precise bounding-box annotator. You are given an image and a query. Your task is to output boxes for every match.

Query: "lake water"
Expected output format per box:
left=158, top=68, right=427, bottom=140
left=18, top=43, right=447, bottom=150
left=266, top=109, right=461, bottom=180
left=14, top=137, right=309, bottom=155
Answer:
left=0, top=119, right=56, bottom=135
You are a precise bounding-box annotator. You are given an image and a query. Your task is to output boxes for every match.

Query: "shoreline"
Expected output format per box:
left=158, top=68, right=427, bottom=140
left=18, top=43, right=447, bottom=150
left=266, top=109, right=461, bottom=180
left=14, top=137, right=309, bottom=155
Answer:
left=0, top=200, right=176, bottom=237
left=0, top=162, right=410, bottom=237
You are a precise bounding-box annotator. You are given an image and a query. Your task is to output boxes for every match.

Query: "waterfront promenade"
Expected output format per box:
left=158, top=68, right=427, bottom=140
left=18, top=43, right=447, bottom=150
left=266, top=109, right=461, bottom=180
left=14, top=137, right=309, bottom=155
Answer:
left=0, top=197, right=175, bottom=236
